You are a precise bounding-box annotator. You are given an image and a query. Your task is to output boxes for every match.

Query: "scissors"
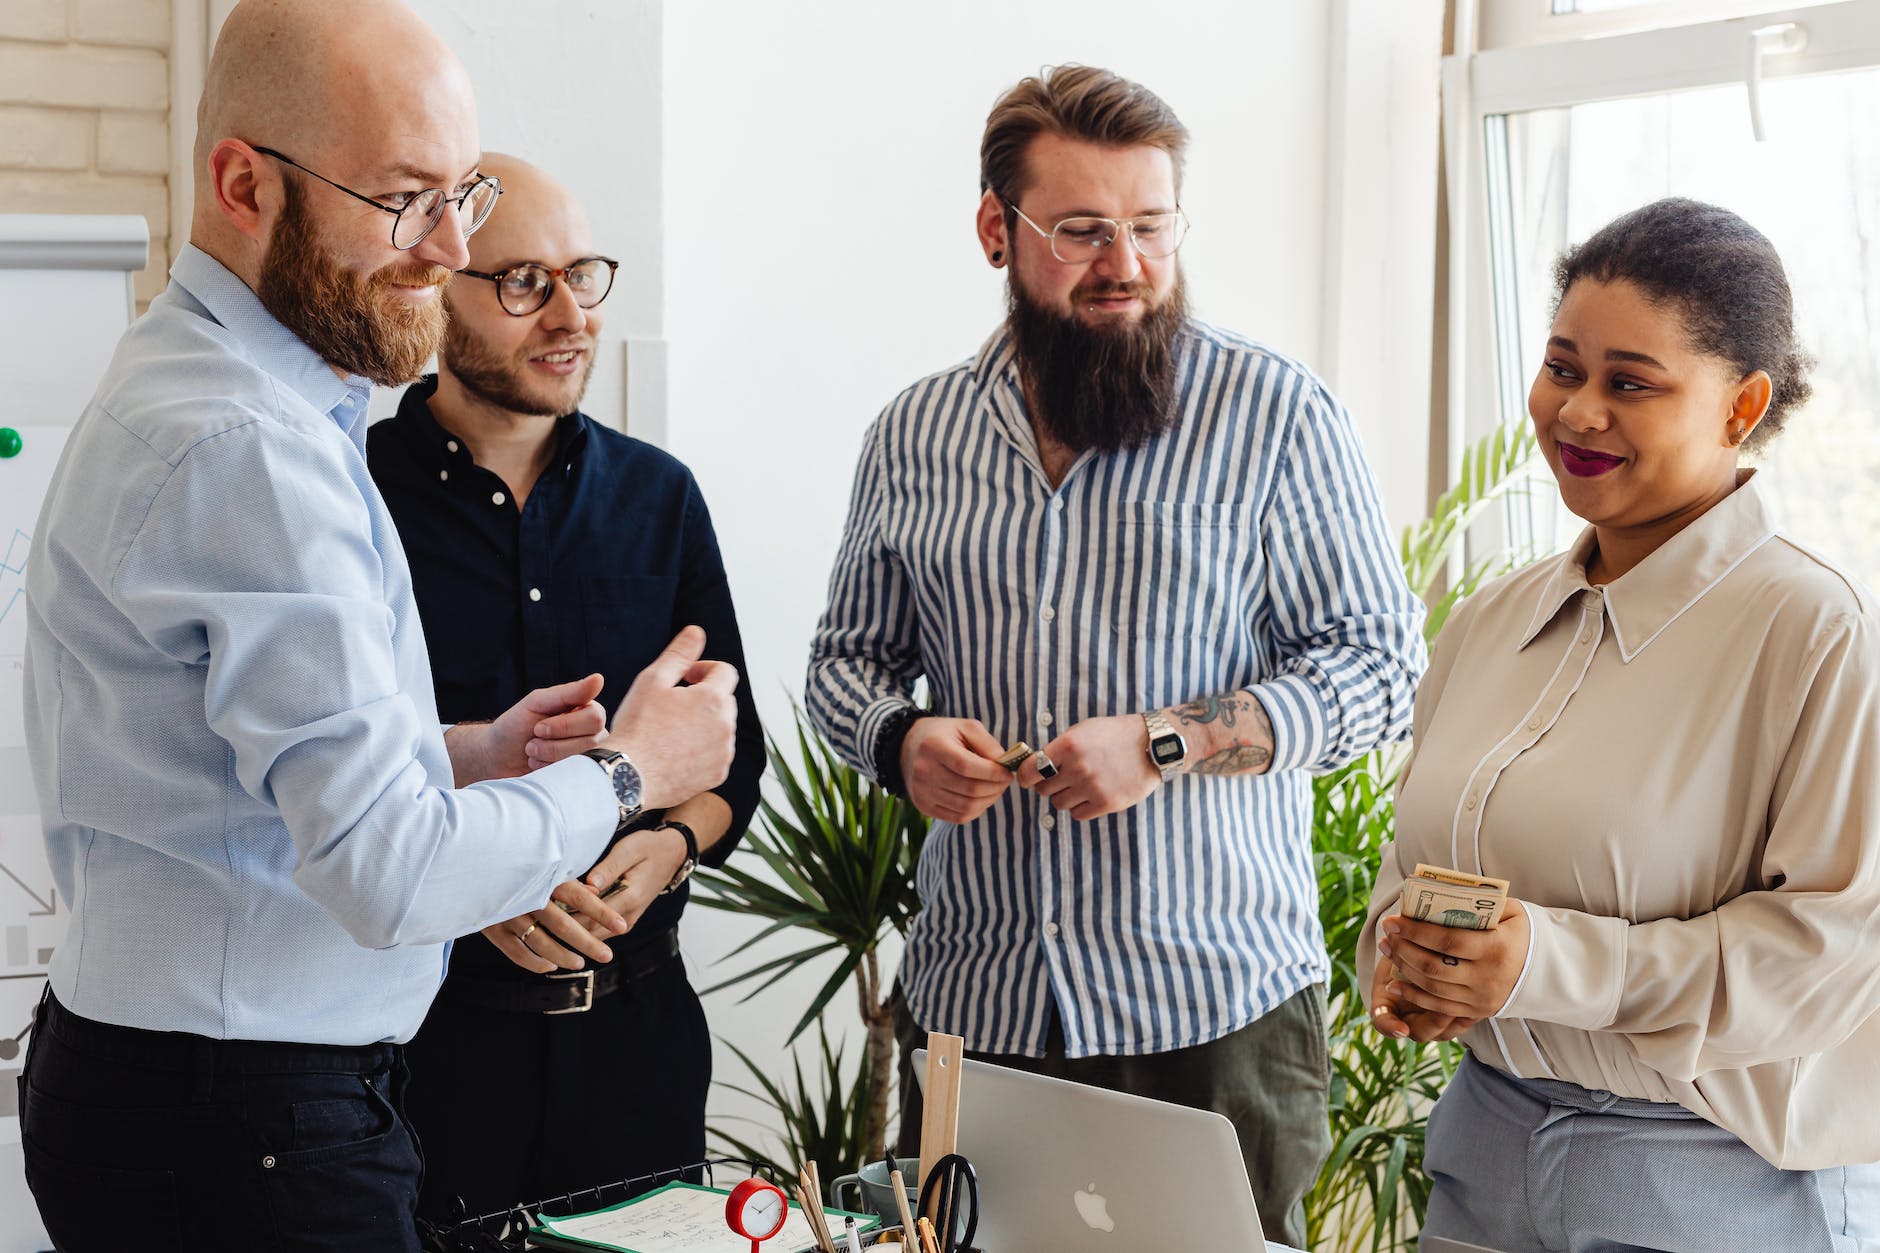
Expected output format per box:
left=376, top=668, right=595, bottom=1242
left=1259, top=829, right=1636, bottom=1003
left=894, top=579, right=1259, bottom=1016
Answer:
left=916, top=1153, right=979, bottom=1253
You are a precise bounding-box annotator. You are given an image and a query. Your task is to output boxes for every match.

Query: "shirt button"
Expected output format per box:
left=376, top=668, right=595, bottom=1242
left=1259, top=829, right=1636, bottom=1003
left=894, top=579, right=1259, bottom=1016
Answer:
left=438, top=469, right=448, bottom=482
left=446, top=440, right=459, bottom=453
left=1039, top=711, right=1054, bottom=727
left=1051, top=498, right=1064, bottom=512
left=1040, top=606, right=1056, bottom=622
left=261, top=1155, right=277, bottom=1169
left=528, top=588, right=542, bottom=602
left=1041, top=815, right=1055, bottom=831
left=492, top=491, right=507, bottom=507
left=1043, top=922, right=1060, bottom=938
left=1527, top=717, right=1541, bottom=731
left=1464, top=793, right=1479, bottom=810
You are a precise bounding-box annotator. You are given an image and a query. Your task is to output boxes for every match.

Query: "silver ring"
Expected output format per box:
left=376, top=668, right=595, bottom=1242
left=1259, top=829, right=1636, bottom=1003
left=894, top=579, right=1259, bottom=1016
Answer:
left=517, top=923, right=538, bottom=942
left=1033, top=750, right=1059, bottom=780
left=1440, top=954, right=1460, bottom=967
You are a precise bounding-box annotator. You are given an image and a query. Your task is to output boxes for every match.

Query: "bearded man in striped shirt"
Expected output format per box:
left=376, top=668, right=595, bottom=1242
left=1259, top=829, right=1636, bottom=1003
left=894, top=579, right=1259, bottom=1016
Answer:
left=806, top=65, right=1426, bottom=1247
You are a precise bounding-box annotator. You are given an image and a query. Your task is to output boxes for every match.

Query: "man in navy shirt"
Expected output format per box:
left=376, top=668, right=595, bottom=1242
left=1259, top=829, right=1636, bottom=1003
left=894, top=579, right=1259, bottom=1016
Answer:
left=367, top=154, right=763, bottom=1221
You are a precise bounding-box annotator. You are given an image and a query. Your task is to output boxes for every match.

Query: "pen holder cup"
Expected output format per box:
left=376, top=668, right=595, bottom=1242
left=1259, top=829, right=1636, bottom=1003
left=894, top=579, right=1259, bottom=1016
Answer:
left=830, top=1157, right=917, bottom=1223
left=828, top=1159, right=967, bottom=1244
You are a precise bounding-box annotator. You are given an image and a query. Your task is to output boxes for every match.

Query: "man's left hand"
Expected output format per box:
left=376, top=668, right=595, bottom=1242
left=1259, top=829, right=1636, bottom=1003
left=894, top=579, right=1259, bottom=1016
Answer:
left=446, top=673, right=609, bottom=786
left=1377, top=897, right=1532, bottom=1021
left=1018, top=714, right=1160, bottom=821
left=556, top=825, right=691, bottom=939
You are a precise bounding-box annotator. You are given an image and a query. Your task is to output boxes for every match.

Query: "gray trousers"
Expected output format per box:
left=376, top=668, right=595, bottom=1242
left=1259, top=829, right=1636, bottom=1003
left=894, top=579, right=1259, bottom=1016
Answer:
left=1422, top=1052, right=1880, bottom=1252
left=892, top=983, right=1331, bottom=1249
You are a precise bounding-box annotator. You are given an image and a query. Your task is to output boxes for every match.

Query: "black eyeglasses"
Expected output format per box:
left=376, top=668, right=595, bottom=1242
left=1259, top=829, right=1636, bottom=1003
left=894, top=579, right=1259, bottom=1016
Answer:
left=458, top=257, right=619, bottom=316
left=253, top=146, right=502, bottom=250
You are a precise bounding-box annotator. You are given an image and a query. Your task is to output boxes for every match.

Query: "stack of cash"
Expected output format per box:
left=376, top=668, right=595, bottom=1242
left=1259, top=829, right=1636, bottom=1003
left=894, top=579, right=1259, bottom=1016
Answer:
left=1399, top=864, right=1509, bottom=930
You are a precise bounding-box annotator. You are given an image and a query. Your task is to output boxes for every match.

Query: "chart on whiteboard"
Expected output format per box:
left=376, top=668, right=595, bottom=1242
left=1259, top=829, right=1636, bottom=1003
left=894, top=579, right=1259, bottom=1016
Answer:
left=0, top=424, right=70, bottom=1145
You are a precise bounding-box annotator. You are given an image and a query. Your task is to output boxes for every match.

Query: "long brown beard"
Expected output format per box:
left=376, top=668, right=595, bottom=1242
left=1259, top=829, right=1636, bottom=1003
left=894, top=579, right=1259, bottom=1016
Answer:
left=1006, top=272, right=1188, bottom=453
left=441, top=314, right=595, bottom=419
left=256, top=182, right=452, bottom=386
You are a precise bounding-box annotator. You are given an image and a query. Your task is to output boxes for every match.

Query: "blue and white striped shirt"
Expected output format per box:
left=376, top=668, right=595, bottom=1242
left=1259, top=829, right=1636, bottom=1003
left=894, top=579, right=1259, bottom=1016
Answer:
left=807, top=322, right=1426, bottom=1058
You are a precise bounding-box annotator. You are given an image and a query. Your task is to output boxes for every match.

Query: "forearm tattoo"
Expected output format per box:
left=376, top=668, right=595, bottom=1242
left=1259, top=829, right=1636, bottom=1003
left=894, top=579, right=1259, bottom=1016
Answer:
left=1172, top=690, right=1275, bottom=776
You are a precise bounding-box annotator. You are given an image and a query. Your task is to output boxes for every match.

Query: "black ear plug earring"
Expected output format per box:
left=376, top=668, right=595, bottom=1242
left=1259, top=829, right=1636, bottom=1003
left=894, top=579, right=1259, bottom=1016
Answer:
left=992, top=250, right=1003, bottom=262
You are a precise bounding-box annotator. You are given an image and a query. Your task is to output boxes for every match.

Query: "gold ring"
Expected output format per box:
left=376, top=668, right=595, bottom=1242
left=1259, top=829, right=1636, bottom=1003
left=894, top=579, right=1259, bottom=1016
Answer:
left=517, top=923, right=538, bottom=942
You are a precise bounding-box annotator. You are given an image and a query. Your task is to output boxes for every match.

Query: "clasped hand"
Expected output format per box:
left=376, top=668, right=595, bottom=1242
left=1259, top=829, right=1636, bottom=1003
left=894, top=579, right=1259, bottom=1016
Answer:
left=901, top=714, right=1159, bottom=825
left=1368, top=898, right=1531, bottom=1043
left=483, top=825, right=690, bottom=974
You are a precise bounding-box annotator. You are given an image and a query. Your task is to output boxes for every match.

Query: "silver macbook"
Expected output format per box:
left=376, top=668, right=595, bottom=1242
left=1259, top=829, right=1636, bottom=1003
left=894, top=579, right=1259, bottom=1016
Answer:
left=914, top=1050, right=1292, bottom=1252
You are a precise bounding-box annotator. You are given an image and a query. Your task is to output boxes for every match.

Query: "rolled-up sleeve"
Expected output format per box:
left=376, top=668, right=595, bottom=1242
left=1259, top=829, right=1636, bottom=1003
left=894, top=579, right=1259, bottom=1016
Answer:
left=115, top=420, right=617, bottom=950
left=806, top=414, right=925, bottom=778
left=1256, top=381, right=1427, bottom=773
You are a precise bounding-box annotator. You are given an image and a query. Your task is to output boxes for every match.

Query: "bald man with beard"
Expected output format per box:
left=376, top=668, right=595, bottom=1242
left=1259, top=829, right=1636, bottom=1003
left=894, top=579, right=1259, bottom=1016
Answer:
left=367, top=155, right=764, bottom=1219
left=17, top=4, right=738, bottom=1249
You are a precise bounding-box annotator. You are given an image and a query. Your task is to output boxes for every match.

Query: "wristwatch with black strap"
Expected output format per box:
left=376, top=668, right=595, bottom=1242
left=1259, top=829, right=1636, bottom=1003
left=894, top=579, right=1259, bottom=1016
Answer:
left=581, top=746, right=645, bottom=829
left=657, top=819, right=699, bottom=894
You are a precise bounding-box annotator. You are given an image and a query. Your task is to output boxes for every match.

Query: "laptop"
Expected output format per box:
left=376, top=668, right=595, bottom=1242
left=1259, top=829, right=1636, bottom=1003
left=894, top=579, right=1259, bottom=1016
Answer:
left=913, top=1050, right=1287, bottom=1252
left=1418, top=1240, right=1508, bottom=1252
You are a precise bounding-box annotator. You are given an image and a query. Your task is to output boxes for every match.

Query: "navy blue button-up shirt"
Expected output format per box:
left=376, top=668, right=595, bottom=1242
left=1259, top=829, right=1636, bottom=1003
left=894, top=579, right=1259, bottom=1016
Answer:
left=368, top=379, right=763, bottom=969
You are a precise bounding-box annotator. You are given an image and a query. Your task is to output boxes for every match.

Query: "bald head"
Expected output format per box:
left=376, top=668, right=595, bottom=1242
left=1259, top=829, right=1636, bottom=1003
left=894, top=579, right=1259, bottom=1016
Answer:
left=459, top=153, right=591, bottom=273
left=193, top=0, right=480, bottom=266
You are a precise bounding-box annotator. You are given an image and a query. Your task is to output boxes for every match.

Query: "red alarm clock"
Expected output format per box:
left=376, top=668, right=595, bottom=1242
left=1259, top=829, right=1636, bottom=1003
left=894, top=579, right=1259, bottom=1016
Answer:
left=725, top=1176, right=790, bottom=1253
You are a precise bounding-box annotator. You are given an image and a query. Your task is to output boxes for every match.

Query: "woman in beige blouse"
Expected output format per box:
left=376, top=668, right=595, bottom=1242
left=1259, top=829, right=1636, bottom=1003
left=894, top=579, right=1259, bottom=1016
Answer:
left=1366, top=198, right=1880, bottom=1251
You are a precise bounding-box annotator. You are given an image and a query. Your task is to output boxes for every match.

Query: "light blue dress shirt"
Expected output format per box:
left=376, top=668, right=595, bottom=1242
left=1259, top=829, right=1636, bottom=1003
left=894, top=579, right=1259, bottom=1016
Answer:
left=808, top=324, right=1426, bottom=1058
left=23, top=245, right=618, bottom=1045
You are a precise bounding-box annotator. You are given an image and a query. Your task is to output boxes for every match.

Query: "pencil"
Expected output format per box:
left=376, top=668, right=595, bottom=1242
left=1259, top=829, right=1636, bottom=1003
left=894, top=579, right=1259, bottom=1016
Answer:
left=885, top=1152, right=918, bottom=1249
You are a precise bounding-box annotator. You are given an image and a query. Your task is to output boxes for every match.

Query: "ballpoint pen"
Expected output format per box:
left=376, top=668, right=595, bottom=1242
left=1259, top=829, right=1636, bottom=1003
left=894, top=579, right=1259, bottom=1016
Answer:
left=844, top=1215, right=864, bottom=1253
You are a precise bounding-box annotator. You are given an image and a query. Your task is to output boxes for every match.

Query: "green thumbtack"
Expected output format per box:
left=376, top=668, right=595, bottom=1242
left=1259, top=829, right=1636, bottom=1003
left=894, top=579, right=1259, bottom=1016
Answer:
left=0, top=428, right=21, bottom=459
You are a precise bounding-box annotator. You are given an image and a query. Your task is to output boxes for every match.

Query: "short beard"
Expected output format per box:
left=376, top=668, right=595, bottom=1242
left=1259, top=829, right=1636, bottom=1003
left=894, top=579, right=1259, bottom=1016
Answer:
left=256, top=181, right=452, bottom=387
left=1005, top=271, right=1188, bottom=453
left=441, top=314, right=595, bottom=419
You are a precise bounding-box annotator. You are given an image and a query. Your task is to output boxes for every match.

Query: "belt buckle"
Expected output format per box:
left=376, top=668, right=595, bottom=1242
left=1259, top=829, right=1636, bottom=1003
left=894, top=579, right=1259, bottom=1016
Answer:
left=545, top=968, right=595, bottom=1014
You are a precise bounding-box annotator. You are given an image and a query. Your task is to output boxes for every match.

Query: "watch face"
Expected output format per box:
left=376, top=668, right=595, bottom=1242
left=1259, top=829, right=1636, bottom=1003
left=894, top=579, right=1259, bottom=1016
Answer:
left=1151, top=736, right=1184, bottom=765
left=612, top=757, right=644, bottom=812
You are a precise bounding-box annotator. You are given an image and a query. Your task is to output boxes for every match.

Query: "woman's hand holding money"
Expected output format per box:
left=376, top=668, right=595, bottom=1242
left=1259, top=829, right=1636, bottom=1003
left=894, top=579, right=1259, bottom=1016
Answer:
left=1369, top=898, right=1532, bottom=1039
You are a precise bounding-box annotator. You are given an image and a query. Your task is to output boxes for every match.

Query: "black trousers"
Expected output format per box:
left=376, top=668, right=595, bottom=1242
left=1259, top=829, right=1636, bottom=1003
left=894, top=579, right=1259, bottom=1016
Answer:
left=893, top=983, right=1331, bottom=1250
left=403, top=952, right=711, bottom=1223
left=20, top=990, right=424, bottom=1252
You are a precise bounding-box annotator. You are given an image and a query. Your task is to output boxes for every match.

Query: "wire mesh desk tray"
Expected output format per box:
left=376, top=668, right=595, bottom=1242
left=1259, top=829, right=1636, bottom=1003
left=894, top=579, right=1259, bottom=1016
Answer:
left=419, top=1156, right=772, bottom=1252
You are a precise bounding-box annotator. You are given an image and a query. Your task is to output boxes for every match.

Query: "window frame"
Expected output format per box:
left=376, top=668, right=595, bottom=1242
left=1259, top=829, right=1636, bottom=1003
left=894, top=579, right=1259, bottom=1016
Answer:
left=1441, top=0, right=1880, bottom=568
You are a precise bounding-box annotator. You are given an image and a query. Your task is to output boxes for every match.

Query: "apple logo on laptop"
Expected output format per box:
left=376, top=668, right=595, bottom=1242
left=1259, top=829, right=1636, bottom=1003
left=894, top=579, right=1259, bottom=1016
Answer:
left=1073, top=1182, right=1115, bottom=1232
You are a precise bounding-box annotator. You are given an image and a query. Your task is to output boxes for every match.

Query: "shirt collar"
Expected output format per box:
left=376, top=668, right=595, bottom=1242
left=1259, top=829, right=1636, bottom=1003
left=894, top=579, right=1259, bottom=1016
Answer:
left=1517, top=470, right=1780, bottom=661
left=391, top=374, right=591, bottom=469
left=169, top=244, right=370, bottom=433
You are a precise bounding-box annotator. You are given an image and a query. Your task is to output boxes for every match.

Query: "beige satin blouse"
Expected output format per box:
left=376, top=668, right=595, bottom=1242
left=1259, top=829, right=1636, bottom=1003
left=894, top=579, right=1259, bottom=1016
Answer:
left=1367, top=474, right=1880, bottom=1169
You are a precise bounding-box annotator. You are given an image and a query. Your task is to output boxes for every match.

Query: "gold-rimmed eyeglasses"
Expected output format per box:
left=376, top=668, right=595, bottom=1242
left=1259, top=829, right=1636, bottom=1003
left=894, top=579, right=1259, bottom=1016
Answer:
left=1006, top=201, right=1190, bottom=263
left=253, top=146, right=502, bottom=250
left=457, top=257, right=620, bottom=317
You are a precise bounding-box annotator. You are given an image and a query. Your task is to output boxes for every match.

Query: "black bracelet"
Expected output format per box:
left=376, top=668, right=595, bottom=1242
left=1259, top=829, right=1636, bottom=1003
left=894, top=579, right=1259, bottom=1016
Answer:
left=872, top=705, right=930, bottom=800
left=658, top=820, right=699, bottom=894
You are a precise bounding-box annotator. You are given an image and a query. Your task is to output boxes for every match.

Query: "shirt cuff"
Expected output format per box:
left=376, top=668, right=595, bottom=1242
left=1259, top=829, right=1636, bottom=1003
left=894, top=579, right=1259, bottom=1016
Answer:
left=1495, top=902, right=1628, bottom=1031
left=857, top=696, right=922, bottom=782
left=529, top=753, right=622, bottom=882
left=1250, top=674, right=1330, bottom=773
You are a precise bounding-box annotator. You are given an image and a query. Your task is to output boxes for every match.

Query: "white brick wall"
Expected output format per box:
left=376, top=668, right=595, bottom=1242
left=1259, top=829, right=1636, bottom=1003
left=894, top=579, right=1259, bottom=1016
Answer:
left=0, top=0, right=171, bottom=307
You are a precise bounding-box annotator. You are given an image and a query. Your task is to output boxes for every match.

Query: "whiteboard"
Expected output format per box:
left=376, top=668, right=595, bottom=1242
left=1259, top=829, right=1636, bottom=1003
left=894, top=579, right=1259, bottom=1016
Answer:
left=0, top=213, right=146, bottom=1253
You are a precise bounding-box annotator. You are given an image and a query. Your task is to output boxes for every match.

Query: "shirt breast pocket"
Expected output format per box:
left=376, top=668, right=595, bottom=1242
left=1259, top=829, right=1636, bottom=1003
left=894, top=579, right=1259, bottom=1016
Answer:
left=581, top=575, right=681, bottom=676
left=1115, top=501, right=1256, bottom=642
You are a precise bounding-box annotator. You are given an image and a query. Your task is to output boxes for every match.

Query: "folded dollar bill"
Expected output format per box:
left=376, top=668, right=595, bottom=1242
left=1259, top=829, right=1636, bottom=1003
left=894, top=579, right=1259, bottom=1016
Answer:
left=1399, top=863, right=1509, bottom=930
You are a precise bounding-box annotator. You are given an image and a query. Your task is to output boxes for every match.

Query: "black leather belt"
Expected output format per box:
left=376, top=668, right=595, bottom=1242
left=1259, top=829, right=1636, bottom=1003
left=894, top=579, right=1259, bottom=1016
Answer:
left=440, top=927, right=680, bottom=1015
